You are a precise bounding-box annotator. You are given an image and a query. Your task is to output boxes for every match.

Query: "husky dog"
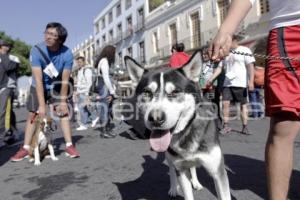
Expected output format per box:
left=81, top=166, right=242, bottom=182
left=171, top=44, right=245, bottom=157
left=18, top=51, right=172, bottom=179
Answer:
left=125, top=50, right=231, bottom=200
left=29, top=116, right=58, bottom=166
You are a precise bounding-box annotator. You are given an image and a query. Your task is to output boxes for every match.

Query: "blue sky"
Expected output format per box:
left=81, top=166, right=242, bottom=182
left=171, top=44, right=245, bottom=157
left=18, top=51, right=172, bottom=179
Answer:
left=0, top=0, right=111, bottom=49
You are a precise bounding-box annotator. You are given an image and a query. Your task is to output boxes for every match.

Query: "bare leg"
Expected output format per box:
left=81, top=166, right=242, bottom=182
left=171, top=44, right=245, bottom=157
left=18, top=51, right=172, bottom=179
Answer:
left=222, top=101, right=230, bottom=124
left=265, top=117, right=300, bottom=200
left=240, top=103, right=248, bottom=125
left=60, top=116, right=72, bottom=143
left=24, top=112, right=37, bottom=145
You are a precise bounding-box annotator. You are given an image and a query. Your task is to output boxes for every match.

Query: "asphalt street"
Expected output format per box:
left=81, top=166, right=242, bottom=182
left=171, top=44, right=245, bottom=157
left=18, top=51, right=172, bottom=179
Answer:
left=0, top=107, right=299, bottom=200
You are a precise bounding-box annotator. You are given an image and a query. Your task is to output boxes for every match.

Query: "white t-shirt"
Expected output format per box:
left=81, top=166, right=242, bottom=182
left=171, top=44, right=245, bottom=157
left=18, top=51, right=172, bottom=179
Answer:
left=250, top=0, right=300, bottom=30
left=76, top=66, right=93, bottom=94
left=220, top=46, right=255, bottom=88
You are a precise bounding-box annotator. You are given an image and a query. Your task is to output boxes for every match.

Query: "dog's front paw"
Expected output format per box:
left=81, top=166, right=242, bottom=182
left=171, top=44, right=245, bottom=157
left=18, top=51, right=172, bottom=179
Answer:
left=191, top=179, right=203, bottom=191
left=51, top=156, right=59, bottom=161
left=34, top=161, right=41, bottom=166
left=168, top=185, right=179, bottom=197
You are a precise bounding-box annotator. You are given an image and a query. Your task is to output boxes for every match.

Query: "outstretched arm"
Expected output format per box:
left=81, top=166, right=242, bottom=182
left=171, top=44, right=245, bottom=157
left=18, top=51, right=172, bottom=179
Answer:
left=209, top=0, right=254, bottom=60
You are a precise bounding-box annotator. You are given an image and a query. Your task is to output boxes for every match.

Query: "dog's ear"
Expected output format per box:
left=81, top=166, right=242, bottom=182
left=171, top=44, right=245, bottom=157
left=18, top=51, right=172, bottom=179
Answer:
left=179, top=50, right=202, bottom=83
left=125, top=56, right=145, bottom=87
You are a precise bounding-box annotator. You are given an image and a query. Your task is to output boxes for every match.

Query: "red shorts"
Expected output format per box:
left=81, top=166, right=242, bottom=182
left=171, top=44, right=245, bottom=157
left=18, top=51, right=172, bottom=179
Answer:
left=266, top=25, right=300, bottom=117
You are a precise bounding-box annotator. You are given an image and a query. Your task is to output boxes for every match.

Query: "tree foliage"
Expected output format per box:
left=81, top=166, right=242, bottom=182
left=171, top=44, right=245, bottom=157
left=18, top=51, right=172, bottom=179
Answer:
left=149, top=0, right=165, bottom=12
left=0, top=31, right=31, bottom=76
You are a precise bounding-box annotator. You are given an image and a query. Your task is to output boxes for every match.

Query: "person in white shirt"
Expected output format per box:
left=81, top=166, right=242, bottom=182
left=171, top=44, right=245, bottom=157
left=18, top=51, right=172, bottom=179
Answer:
left=209, top=0, right=300, bottom=199
left=75, top=56, right=93, bottom=131
left=94, top=45, right=116, bottom=138
left=208, top=35, right=255, bottom=135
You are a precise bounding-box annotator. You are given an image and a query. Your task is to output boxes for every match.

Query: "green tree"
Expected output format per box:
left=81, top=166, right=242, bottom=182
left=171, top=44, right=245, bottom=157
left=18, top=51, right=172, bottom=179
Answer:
left=0, top=31, right=31, bottom=76
left=149, top=0, right=165, bottom=12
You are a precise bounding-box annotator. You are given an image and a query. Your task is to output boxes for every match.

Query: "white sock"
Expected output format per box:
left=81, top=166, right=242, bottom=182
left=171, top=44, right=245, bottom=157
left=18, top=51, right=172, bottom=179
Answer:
left=66, top=142, right=72, bottom=147
left=23, top=145, right=30, bottom=150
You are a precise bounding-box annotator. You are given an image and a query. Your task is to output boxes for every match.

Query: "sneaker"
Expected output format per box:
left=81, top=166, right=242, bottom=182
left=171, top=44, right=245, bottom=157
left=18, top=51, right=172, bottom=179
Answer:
left=219, top=126, right=232, bottom=135
left=241, top=126, right=252, bottom=135
left=10, top=147, right=29, bottom=162
left=91, top=117, right=99, bottom=128
left=76, top=125, right=88, bottom=131
left=65, top=145, right=80, bottom=158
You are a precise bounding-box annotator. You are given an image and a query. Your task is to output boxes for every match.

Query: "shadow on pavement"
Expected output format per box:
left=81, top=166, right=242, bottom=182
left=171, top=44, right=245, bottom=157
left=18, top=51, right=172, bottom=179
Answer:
left=114, top=153, right=184, bottom=200
left=53, top=135, right=83, bottom=156
left=115, top=153, right=300, bottom=200
left=223, top=154, right=299, bottom=200
left=0, top=144, right=22, bottom=167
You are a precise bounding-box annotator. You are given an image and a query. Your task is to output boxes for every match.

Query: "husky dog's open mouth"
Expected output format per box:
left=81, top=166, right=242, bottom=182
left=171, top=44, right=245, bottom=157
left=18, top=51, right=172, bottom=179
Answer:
left=150, top=129, right=172, bottom=152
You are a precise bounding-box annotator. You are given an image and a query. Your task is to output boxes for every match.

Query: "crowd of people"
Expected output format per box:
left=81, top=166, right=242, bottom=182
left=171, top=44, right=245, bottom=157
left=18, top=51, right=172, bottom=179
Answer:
left=0, top=0, right=299, bottom=198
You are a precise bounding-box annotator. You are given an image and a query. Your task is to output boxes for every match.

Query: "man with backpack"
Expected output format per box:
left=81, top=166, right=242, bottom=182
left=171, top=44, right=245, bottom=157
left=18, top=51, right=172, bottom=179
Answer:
left=10, top=22, right=80, bottom=161
left=75, top=56, right=94, bottom=130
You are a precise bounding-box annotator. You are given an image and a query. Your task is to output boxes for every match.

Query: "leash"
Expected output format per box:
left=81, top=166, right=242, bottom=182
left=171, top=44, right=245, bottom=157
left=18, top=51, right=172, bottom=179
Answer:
left=230, top=49, right=300, bottom=84
left=30, top=112, right=39, bottom=124
left=230, top=49, right=300, bottom=61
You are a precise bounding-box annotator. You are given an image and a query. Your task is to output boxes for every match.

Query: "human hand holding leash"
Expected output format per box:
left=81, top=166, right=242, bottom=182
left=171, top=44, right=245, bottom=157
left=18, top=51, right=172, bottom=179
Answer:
left=209, top=32, right=232, bottom=61
left=38, top=105, right=47, bottom=118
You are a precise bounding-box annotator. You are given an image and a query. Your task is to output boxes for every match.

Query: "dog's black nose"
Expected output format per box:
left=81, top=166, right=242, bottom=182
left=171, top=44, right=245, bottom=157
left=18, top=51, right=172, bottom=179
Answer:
left=148, top=109, right=166, bottom=126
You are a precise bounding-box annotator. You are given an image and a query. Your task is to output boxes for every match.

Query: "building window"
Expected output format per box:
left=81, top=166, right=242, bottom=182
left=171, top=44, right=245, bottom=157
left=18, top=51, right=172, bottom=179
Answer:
left=96, top=39, right=100, bottom=47
left=191, top=12, right=201, bottom=48
left=259, top=0, right=269, bottom=14
left=116, top=3, right=121, bottom=16
left=109, top=29, right=113, bottom=42
left=108, top=11, right=113, bottom=23
left=169, top=23, right=177, bottom=45
left=117, top=23, right=122, bottom=40
left=126, top=0, right=132, bottom=10
left=127, top=16, right=133, bottom=36
left=217, top=0, right=230, bottom=24
left=101, top=18, right=106, bottom=29
left=127, top=47, right=132, bottom=57
left=137, top=7, right=145, bottom=30
left=102, top=34, right=106, bottom=45
left=153, top=32, right=159, bottom=53
left=95, top=23, right=99, bottom=34
left=139, top=41, right=145, bottom=64
left=118, top=51, right=123, bottom=65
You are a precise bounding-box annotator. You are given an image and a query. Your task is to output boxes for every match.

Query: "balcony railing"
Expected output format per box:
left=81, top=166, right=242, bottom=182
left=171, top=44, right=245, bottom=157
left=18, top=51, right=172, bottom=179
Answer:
left=123, top=27, right=134, bottom=39
left=134, top=20, right=145, bottom=32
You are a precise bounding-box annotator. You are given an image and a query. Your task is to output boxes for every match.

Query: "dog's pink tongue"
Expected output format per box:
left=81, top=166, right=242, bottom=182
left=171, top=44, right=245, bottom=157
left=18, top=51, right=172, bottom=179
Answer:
left=150, top=131, right=171, bottom=152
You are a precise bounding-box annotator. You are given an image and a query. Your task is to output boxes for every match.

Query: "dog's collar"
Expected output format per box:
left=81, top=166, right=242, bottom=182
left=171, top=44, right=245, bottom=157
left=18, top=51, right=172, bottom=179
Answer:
left=167, top=147, right=179, bottom=157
